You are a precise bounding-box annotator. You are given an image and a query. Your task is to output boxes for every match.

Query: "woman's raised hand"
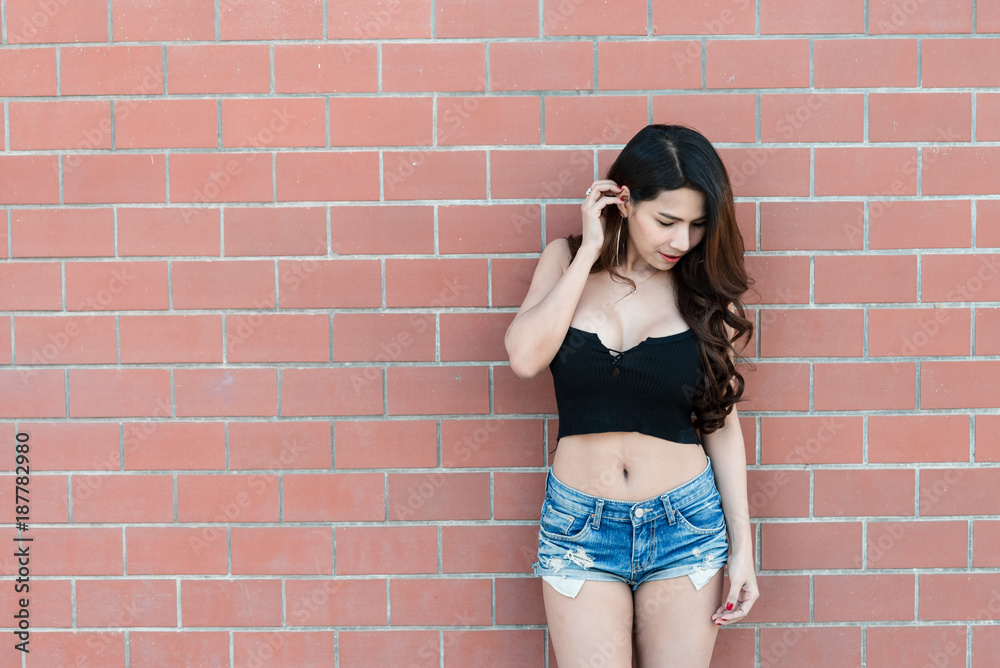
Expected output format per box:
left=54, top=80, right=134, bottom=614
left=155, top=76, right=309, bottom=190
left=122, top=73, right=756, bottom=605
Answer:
left=580, top=180, right=623, bottom=259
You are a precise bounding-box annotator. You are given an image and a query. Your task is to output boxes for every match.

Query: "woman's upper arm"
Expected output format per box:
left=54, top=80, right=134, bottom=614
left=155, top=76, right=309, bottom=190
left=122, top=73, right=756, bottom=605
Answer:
left=511, top=238, right=572, bottom=319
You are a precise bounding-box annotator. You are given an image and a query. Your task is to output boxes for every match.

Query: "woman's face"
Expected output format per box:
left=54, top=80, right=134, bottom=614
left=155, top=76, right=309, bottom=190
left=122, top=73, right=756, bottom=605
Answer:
left=619, top=186, right=708, bottom=271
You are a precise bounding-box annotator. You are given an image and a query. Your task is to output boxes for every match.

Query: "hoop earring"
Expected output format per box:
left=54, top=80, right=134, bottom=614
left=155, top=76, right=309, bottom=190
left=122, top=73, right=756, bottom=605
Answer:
left=615, top=218, right=626, bottom=266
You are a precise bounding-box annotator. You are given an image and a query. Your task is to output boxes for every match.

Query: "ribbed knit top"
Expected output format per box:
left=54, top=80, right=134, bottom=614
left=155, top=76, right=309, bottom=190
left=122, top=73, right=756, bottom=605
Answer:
left=549, top=326, right=703, bottom=444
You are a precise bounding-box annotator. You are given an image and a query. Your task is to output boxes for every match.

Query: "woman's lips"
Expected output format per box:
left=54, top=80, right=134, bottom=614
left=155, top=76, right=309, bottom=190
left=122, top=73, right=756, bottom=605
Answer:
left=660, top=252, right=681, bottom=263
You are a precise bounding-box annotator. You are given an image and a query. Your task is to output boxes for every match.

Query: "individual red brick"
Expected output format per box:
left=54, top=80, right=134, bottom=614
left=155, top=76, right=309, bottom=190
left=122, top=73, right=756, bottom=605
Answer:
left=333, top=313, right=435, bottom=363
left=23, top=632, right=124, bottom=668
left=439, top=205, right=540, bottom=254
left=491, top=257, right=537, bottom=307
left=274, top=44, right=378, bottom=93
left=759, top=308, right=863, bottom=358
left=759, top=627, right=861, bottom=667
left=176, top=474, right=279, bottom=522
left=438, top=96, right=540, bottom=146
left=61, top=46, right=162, bottom=96
left=117, top=208, right=220, bottom=256
left=11, top=527, right=121, bottom=575
left=746, top=470, right=810, bottom=518
left=869, top=627, right=966, bottom=668
left=278, top=259, right=382, bottom=308
left=7, top=0, right=106, bottom=43
left=181, top=580, right=282, bottom=627
left=814, top=469, right=915, bottom=517
left=113, top=0, right=216, bottom=40
left=172, top=260, right=273, bottom=309
left=235, top=632, right=337, bottom=668
left=435, top=0, right=536, bottom=37
left=544, top=95, right=647, bottom=146
left=69, top=369, right=170, bottom=418
left=385, top=258, right=487, bottom=307
left=921, top=574, right=1000, bottom=620
left=170, top=153, right=272, bottom=204
left=761, top=93, right=863, bottom=142
left=978, top=94, right=1000, bottom=142
left=65, top=154, right=166, bottom=204
left=490, top=149, right=594, bottom=199
left=0, top=579, right=70, bottom=627
left=327, top=206, right=428, bottom=258
left=760, top=201, right=863, bottom=251
left=977, top=307, right=1000, bottom=355
left=493, top=365, right=558, bottom=415
left=391, top=578, right=492, bottom=626
left=814, top=39, right=918, bottom=87
left=167, top=45, right=271, bottom=94
left=284, top=473, right=385, bottom=521
left=226, top=313, right=329, bottom=363
left=495, top=578, right=546, bottom=626
left=115, top=99, right=218, bottom=149
left=26, top=422, right=120, bottom=472
left=442, top=525, right=538, bottom=573
left=743, top=255, right=811, bottom=305
left=77, top=580, right=176, bottom=627
left=123, top=422, right=225, bottom=471
left=383, top=149, right=486, bottom=201
left=328, top=0, right=432, bottom=38
left=389, top=367, right=489, bottom=416
left=869, top=414, right=969, bottom=464
left=598, top=41, right=702, bottom=90
left=871, top=199, right=971, bottom=250
left=15, top=315, right=116, bottom=364
left=222, top=98, right=325, bottom=148
left=336, top=526, right=439, bottom=575
left=924, top=147, right=1000, bottom=196
left=0, top=473, right=66, bottom=523
left=815, top=362, right=915, bottom=410
left=383, top=43, right=485, bottom=92
left=711, top=629, right=756, bottom=667
left=977, top=415, right=1000, bottom=463
left=720, top=147, right=811, bottom=197
left=0, top=155, right=60, bottom=204
left=814, top=255, right=917, bottom=304
left=220, top=0, right=322, bottom=39
left=707, top=39, right=809, bottom=89
left=871, top=0, right=973, bottom=33
left=281, top=368, right=383, bottom=416
left=543, top=0, right=646, bottom=35
left=494, top=471, right=546, bottom=520
left=869, top=92, right=971, bottom=143
left=224, top=207, right=325, bottom=257
left=129, top=633, right=230, bottom=668
left=126, top=527, right=228, bottom=575
left=339, top=631, right=439, bottom=668
left=286, top=579, right=387, bottom=626
left=920, top=467, right=1000, bottom=515
left=651, top=0, right=755, bottom=35
left=229, top=421, right=332, bottom=470
left=814, top=574, right=914, bottom=622
left=329, top=97, right=432, bottom=146
left=924, top=39, right=1000, bottom=87
left=761, top=0, right=863, bottom=33
left=921, top=254, right=1000, bottom=302
left=278, top=151, right=380, bottom=201
left=440, top=313, right=513, bottom=362
left=73, top=474, right=173, bottom=522
left=388, top=472, right=490, bottom=521
left=66, top=261, right=168, bottom=311
left=445, top=630, right=545, bottom=667
left=0, top=47, right=57, bottom=96
left=9, top=100, right=111, bottom=150
left=815, top=147, right=918, bottom=197
left=0, top=262, right=59, bottom=311
left=761, top=522, right=862, bottom=570
left=740, top=363, right=810, bottom=412
left=974, top=520, right=1000, bottom=567
left=869, top=307, right=970, bottom=359
left=652, top=94, right=756, bottom=143
left=489, top=41, right=593, bottom=91
left=761, top=416, right=862, bottom=465
left=175, top=368, right=278, bottom=417
left=12, top=208, right=114, bottom=258
left=120, top=315, right=223, bottom=364
left=868, top=520, right=967, bottom=569
left=334, top=420, right=439, bottom=469
left=231, top=527, right=332, bottom=575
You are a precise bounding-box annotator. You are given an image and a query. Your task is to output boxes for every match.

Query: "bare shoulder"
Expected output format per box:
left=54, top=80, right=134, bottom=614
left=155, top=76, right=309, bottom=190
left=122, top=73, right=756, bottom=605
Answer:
left=513, top=237, right=574, bottom=315
left=539, top=237, right=572, bottom=272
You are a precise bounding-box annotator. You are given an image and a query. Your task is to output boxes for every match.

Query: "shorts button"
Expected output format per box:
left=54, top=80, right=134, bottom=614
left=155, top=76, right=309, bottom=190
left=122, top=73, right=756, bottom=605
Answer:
left=634, top=507, right=644, bottom=518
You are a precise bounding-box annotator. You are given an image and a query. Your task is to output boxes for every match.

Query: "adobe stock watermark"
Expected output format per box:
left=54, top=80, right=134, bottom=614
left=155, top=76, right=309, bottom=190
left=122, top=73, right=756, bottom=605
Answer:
left=13, top=0, right=71, bottom=42
left=873, top=0, right=935, bottom=33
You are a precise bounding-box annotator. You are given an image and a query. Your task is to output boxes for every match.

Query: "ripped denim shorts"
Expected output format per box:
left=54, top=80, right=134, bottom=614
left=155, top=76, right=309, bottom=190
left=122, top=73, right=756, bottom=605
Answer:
left=532, top=457, right=729, bottom=597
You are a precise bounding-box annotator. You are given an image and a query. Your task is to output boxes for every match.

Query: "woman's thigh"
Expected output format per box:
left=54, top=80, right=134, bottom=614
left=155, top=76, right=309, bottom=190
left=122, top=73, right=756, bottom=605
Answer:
left=632, top=569, right=724, bottom=667
left=543, top=579, right=635, bottom=668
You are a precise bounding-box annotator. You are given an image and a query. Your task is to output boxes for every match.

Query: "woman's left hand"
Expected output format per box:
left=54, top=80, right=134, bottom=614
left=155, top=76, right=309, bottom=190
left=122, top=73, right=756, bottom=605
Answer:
left=712, top=549, right=758, bottom=625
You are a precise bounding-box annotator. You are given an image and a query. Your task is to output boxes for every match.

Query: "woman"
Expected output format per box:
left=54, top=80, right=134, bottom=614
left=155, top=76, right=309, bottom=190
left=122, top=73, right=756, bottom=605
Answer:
left=505, top=124, right=758, bottom=667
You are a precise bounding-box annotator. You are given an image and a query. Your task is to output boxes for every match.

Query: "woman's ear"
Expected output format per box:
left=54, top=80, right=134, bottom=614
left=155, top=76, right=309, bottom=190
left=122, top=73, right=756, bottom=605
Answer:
left=617, top=186, right=631, bottom=217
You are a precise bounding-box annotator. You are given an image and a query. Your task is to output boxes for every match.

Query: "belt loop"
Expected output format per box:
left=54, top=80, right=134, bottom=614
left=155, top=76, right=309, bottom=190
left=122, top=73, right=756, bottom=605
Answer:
left=592, top=499, right=604, bottom=530
left=660, top=496, right=675, bottom=525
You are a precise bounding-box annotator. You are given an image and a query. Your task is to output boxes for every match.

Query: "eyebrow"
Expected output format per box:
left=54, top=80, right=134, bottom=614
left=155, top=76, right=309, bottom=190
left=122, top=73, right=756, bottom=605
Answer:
left=657, top=211, right=708, bottom=222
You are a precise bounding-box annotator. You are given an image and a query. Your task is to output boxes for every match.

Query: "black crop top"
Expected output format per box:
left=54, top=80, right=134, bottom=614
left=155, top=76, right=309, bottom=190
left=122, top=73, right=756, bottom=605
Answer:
left=549, top=326, right=703, bottom=444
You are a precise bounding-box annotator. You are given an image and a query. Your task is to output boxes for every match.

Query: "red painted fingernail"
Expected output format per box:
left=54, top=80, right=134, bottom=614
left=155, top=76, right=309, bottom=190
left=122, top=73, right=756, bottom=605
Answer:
left=727, top=603, right=734, bottom=611
left=716, top=621, right=721, bottom=625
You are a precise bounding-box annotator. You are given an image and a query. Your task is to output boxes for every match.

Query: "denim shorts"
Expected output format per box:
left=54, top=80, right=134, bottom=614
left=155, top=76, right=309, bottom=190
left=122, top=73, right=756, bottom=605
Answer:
left=532, top=457, right=729, bottom=595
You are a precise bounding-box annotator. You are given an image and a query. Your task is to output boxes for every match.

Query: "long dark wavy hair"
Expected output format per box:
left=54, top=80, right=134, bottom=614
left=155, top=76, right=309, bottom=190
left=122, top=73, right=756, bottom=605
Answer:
left=567, top=124, right=753, bottom=434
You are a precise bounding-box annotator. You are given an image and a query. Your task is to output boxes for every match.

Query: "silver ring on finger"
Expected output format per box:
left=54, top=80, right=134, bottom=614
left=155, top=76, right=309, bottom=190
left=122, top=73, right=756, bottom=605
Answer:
left=585, top=187, right=592, bottom=196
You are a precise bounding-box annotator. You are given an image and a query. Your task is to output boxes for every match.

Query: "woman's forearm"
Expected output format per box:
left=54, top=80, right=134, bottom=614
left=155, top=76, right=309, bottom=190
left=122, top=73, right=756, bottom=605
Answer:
left=703, top=410, right=753, bottom=553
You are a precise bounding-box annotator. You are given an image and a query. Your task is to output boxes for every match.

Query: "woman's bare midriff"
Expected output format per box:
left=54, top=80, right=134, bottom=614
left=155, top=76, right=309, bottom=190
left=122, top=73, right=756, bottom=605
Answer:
left=550, top=432, right=709, bottom=502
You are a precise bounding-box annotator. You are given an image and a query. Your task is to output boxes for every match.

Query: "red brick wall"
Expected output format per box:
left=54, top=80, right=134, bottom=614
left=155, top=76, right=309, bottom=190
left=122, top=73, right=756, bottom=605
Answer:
left=1, top=0, right=998, bottom=666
